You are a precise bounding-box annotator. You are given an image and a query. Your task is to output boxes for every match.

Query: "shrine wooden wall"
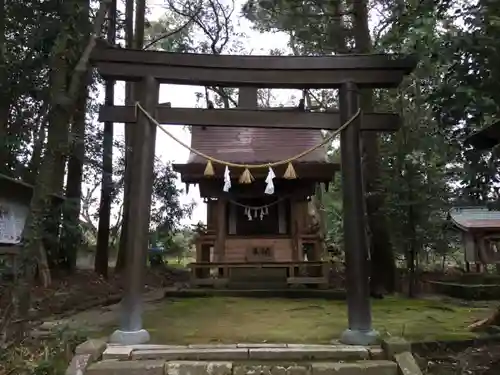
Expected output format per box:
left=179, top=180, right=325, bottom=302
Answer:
left=203, top=196, right=320, bottom=263
left=223, top=238, right=293, bottom=262
left=206, top=199, right=314, bottom=234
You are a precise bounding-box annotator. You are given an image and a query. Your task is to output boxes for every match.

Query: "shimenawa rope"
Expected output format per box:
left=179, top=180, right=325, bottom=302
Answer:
left=135, top=102, right=361, bottom=184
left=229, top=196, right=288, bottom=210
left=229, top=196, right=289, bottom=221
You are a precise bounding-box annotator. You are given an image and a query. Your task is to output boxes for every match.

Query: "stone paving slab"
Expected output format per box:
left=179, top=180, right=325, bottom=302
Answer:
left=236, top=343, right=290, bottom=348
left=165, top=361, right=233, bottom=375
left=233, top=363, right=310, bottom=375
left=189, top=344, right=238, bottom=349
left=132, top=348, right=250, bottom=361
left=110, top=343, right=355, bottom=350
left=65, top=354, right=93, bottom=375
left=103, top=346, right=134, bottom=360
left=106, top=344, right=371, bottom=362
left=381, top=338, right=411, bottom=359
left=86, top=359, right=165, bottom=375
left=107, top=344, right=187, bottom=350
left=247, top=347, right=369, bottom=361
left=85, top=359, right=399, bottom=375
left=286, top=344, right=337, bottom=348
left=368, top=347, right=385, bottom=360
left=312, top=361, right=397, bottom=375
left=394, top=352, right=423, bottom=375
left=75, top=339, right=108, bottom=361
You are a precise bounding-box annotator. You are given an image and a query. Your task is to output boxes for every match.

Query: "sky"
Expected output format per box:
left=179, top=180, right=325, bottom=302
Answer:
left=106, top=0, right=295, bottom=226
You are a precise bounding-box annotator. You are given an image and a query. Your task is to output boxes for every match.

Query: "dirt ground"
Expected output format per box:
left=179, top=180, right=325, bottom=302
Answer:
left=0, top=266, right=189, bottom=322
left=417, top=344, right=500, bottom=374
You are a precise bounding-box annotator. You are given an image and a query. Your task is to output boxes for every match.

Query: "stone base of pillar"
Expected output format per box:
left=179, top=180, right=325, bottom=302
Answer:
left=109, top=329, right=150, bottom=345
left=339, top=328, right=379, bottom=346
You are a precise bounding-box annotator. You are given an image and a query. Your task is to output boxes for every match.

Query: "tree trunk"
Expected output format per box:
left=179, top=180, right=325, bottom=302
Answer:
left=0, top=0, right=11, bottom=175
left=351, top=0, right=396, bottom=294
left=116, top=82, right=134, bottom=272
left=42, top=47, right=71, bottom=272
left=95, top=0, right=117, bottom=277
left=61, top=78, right=88, bottom=274
left=407, top=183, right=417, bottom=298
left=25, top=115, right=48, bottom=184
left=14, top=43, right=70, bottom=328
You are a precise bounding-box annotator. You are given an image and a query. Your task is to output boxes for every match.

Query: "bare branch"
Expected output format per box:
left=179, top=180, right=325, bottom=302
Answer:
left=69, top=0, right=112, bottom=99
left=81, top=183, right=100, bottom=237
left=143, top=5, right=202, bottom=50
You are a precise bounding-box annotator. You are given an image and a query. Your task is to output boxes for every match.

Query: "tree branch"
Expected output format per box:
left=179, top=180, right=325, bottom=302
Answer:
left=143, top=5, right=202, bottom=50
left=68, top=0, right=112, bottom=100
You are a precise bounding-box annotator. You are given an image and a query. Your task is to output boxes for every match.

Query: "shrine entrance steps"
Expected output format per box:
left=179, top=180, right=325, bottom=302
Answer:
left=227, top=267, right=288, bottom=289
left=164, top=288, right=346, bottom=299
left=69, top=341, right=424, bottom=375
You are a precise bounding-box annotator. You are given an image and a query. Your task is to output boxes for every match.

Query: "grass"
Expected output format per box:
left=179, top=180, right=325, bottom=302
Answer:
left=164, top=256, right=194, bottom=268
left=99, top=296, right=492, bottom=344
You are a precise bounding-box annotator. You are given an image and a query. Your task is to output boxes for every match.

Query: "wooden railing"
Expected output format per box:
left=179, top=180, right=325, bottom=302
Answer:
left=188, top=261, right=329, bottom=289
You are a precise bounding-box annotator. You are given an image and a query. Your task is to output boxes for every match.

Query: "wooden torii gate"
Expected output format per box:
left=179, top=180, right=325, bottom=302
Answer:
left=90, top=44, right=416, bottom=346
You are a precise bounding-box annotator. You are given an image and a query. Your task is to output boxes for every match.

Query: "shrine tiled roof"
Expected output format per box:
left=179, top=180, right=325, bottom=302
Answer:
left=448, top=207, right=500, bottom=231
left=187, top=126, right=330, bottom=165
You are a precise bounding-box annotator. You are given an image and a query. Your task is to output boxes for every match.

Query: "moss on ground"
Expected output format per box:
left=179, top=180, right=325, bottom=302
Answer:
left=99, top=296, right=491, bottom=344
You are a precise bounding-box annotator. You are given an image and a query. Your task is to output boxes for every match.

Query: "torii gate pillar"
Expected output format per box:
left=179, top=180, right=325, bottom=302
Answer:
left=110, top=76, right=159, bottom=345
left=339, top=82, right=377, bottom=345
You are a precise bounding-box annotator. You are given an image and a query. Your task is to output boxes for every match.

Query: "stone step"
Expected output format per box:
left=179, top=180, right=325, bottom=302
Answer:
left=227, top=283, right=289, bottom=290
left=101, top=344, right=382, bottom=362
left=86, top=359, right=398, bottom=375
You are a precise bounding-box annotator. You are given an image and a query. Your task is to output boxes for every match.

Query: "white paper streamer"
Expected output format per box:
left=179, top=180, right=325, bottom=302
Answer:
left=223, top=166, right=231, bottom=192
left=264, top=167, right=276, bottom=195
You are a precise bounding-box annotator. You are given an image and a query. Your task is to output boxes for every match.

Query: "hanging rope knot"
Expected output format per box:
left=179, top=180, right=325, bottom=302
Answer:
left=134, top=101, right=139, bottom=119
left=283, top=162, right=297, bottom=179
left=204, top=160, right=215, bottom=176
left=239, top=166, right=254, bottom=184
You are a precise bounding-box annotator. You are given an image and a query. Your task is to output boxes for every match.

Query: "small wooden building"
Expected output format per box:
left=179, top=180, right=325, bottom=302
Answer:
left=173, top=90, right=338, bottom=289
left=0, top=173, right=64, bottom=281
left=457, top=123, right=500, bottom=270
left=448, top=207, right=500, bottom=267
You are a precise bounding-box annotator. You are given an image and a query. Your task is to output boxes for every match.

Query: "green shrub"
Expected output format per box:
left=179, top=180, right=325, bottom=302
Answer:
left=0, top=328, right=87, bottom=375
left=429, top=281, right=500, bottom=300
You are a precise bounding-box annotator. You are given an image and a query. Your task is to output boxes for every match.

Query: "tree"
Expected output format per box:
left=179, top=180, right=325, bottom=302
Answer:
left=429, top=1, right=500, bottom=204
left=0, top=0, right=113, bottom=342
left=242, top=0, right=397, bottom=293
left=150, top=159, right=194, bottom=234
left=94, top=0, right=117, bottom=278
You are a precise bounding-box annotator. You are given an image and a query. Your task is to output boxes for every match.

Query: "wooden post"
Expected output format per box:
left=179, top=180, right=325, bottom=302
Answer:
left=238, top=87, right=258, bottom=107
left=110, top=76, right=158, bottom=345
left=228, top=201, right=237, bottom=235
left=339, top=82, right=376, bottom=345
left=215, top=197, right=227, bottom=262
left=206, top=200, right=213, bottom=231
left=195, top=240, right=202, bottom=262
left=290, top=198, right=301, bottom=261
